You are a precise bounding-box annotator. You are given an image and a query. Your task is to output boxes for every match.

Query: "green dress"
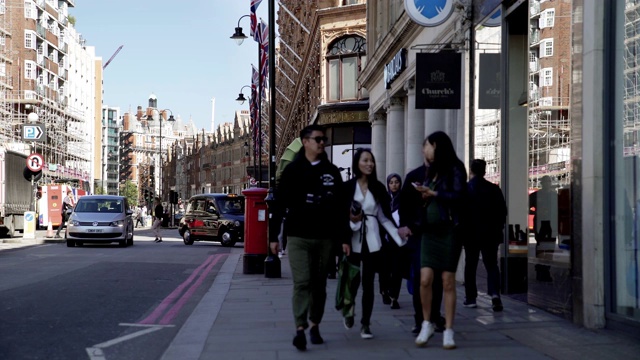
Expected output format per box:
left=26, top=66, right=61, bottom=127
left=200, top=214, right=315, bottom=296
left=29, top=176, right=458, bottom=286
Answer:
left=420, top=183, right=461, bottom=272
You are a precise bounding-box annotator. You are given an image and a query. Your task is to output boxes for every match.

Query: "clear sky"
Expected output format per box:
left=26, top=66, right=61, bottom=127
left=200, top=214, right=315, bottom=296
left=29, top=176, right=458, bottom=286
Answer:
left=70, top=0, right=273, bottom=132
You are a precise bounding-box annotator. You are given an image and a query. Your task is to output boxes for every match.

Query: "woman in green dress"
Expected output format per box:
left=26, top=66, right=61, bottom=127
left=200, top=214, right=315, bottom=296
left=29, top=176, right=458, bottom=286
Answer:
left=412, top=131, right=467, bottom=350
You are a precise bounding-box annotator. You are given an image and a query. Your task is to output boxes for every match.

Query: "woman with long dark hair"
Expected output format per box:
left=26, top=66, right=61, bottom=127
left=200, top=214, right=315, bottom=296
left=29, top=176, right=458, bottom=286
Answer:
left=343, top=149, right=404, bottom=339
left=378, top=173, right=404, bottom=309
left=412, top=131, right=467, bottom=349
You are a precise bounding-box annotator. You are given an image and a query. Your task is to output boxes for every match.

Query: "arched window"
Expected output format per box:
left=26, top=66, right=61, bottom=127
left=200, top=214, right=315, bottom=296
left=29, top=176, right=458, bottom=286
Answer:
left=326, top=35, right=368, bottom=102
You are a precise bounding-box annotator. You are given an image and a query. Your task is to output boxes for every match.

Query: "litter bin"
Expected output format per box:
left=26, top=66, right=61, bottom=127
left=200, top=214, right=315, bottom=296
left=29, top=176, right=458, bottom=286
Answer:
left=242, top=188, right=268, bottom=274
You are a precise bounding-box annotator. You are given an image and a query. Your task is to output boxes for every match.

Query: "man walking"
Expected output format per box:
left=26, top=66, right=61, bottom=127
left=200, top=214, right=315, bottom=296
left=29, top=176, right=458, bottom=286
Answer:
left=463, top=159, right=507, bottom=311
left=54, top=190, right=74, bottom=238
left=152, top=197, right=164, bottom=243
left=272, top=124, right=350, bottom=351
left=135, top=207, right=144, bottom=228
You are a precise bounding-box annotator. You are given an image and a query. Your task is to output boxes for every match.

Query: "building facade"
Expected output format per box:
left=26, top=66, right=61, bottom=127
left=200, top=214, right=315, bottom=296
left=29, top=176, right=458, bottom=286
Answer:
left=0, top=0, right=94, bottom=188
left=275, top=0, right=370, bottom=180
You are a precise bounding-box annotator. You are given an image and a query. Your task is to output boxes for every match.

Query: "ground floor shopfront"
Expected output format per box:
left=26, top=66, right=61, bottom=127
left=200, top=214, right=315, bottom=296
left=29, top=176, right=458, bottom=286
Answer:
left=360, top=0, right=639, bottom=332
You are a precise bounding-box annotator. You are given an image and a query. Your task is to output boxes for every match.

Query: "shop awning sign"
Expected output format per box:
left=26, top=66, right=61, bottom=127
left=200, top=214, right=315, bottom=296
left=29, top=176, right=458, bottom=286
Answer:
left=415, top=52, right=462, bottom=109
left=404, top=0, right=454, bottom=27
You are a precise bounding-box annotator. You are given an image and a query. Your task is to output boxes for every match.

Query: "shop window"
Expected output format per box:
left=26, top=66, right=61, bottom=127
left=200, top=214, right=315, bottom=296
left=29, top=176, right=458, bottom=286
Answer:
left=326, top=35, right=367, bottom=102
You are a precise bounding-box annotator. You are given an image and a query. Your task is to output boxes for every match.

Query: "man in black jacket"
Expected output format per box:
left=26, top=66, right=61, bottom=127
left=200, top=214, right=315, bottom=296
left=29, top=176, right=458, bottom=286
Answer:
left=398, top=164, right=446, bottom=335
left=463, top=159, right=507, bottom=311
left=272, top=125, right=351, bottom=351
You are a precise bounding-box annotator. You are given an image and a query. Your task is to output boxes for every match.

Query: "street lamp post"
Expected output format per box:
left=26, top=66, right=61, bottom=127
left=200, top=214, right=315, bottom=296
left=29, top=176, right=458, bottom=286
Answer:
left=150, top=108, right=175, bottom=202
left=27, top=112, right=39, bottom=211
left=235, top=85, right=258, bottom=187
left=232, top=1, right=279, bottom=278
left=232, top=15, right=264, bottom=187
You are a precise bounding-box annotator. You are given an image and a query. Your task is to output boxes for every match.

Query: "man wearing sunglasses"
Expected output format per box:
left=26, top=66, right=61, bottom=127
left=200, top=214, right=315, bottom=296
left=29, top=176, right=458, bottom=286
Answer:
left=274, top=124, right=351, bottom=351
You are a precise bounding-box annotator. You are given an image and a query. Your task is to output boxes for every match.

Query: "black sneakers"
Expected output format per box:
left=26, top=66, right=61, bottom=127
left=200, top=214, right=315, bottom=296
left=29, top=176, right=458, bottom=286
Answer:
left=463, top=299, right=477, bottom=308
left=344, top=316, right=354, bottom=329
left=381, top=291, right=391, bottom=305
left=360, top=325, right=373, bottom=339
left=492, top=297, right=504, bottom=312
left=154, top=238, right=162, bottom=243
left=390, top=299, right=400, bottom=309
left=293, top=329, right=306, bottom=351
left=309, top=325, right=324, bottom=344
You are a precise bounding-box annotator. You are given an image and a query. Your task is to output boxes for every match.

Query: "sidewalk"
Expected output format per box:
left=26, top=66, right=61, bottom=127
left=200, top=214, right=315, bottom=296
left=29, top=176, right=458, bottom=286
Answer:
left=164, top=248, right=640, bottom=360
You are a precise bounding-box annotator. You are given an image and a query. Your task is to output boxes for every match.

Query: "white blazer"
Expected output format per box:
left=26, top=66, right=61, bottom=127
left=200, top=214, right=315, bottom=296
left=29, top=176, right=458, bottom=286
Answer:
left=350, top=182, right=405, bottom=253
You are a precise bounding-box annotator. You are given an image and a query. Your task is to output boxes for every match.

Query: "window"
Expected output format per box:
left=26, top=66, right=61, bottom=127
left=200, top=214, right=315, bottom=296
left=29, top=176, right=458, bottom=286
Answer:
left=0, top=0, right=5, bottom=15
left=24, top=1, right=36, bottom=19
left=542, top=67, right=553, bottom=87
left=326, top=35, right=367, bottom=102
left=539, top=8, right=555, bottom=28
left=540, top=38, right=554, bottom=57
left=24, top=60, right=35, bottom=79
left=24, top=31, right=35, bottom=49
left=0, top=63, right=5, bottom=77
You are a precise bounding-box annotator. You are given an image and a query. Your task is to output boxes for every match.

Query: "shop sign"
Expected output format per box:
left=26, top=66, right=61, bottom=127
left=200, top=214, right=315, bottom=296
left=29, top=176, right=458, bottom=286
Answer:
left=415, top=52, right=462, bottom=109
left=404, top=0, right=454, bottom=27
left=384, top=49, right=407, bottom=89
left=479, top=53, right=501, bottom=109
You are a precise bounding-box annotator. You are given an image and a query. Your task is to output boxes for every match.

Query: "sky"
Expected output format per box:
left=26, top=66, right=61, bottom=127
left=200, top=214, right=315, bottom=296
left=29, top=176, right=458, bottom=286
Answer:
left=70, top=0, right=274, bottom=132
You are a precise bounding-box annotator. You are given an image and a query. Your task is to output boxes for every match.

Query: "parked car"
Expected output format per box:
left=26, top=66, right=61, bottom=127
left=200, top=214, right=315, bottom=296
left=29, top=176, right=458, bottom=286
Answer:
left=65, top=195, right=134, bottom=247
left=178, top=193, right=245, bottom=247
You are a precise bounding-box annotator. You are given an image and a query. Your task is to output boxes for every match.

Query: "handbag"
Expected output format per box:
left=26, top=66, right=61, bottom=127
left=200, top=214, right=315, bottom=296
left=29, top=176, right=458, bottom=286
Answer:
left=335, top=255, right=360, bottom=317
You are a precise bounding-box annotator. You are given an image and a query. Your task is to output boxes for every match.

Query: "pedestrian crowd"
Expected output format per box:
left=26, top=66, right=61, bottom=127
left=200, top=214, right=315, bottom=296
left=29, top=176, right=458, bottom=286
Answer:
left=273, top=125, right=507, bottom=351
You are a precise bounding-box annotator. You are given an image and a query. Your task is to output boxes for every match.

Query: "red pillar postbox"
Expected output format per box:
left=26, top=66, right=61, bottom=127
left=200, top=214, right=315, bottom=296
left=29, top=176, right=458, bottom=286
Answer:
left=242, top=188, right=268, bottom=274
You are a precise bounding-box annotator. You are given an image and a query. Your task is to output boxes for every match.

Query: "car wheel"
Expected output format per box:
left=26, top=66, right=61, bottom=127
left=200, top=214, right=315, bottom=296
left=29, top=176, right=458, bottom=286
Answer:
left=118, top=239, right=127, bottom=247
left=127, top=234, right=134, bottom=246
left=66, top=239, right=75, bottom=247
left=220, top=229, right=236, bottom=247
left=183, top=228, right=194, bottom=245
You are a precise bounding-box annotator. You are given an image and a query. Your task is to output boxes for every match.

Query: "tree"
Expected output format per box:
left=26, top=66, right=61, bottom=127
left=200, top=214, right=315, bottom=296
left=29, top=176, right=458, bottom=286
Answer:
left=68, top=15, right=76, bottom=26
left=95, top=186, right=107, bottom=195
left=120, top=180, right=138, bottom=207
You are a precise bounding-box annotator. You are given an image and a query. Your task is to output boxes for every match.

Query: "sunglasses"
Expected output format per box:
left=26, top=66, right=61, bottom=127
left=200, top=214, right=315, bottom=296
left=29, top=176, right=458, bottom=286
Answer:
left=306, top=136, right=328, bottom=143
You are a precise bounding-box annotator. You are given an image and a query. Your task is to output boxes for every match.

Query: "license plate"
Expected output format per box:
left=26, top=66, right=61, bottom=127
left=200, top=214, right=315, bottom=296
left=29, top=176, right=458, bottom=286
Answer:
left=87, top=229, right=103, bottom=233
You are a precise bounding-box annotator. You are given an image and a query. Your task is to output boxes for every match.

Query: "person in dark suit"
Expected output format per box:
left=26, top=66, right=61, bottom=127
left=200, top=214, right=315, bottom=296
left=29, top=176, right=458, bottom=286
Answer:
left=463, top=159, right=507, bottom=312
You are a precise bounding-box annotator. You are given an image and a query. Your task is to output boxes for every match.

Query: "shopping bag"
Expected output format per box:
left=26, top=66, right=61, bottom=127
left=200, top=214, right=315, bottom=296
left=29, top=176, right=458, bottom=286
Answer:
left=335, top=255, right=360, bottom=317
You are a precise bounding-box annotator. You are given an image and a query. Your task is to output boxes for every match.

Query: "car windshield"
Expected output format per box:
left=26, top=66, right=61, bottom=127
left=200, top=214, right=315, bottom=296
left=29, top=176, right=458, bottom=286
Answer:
left=217, top=197, right=244, bottom=215
left=75, top=198, right=123, bottom=213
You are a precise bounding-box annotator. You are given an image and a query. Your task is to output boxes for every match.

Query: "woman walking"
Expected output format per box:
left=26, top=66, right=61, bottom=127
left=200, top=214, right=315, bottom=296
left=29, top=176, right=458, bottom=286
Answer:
left=152, top=197, right=164, bottom=243
left=379, top=173, right=404, bottom=309
left=343, top=149, right=404, bottom=339
left=412, top=132, right=467, bottom=349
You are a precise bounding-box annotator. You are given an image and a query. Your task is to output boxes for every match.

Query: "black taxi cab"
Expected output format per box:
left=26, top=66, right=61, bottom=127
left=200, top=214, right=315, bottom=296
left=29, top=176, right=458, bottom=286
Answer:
left=178, top=193, right=245, bottom=247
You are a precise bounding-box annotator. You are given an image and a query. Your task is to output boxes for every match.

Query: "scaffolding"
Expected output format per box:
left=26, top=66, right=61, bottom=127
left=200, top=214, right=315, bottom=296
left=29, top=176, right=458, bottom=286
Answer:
left=624, top=0, right=640, bottom=155
left=0, top=1, right=91, bottom=186
left=527, top=0, right=572, bottom=189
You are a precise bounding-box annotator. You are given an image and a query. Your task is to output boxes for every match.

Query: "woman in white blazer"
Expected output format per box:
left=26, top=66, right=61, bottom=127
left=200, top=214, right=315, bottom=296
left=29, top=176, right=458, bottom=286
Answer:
left=342, top=148, right=404, bottom=340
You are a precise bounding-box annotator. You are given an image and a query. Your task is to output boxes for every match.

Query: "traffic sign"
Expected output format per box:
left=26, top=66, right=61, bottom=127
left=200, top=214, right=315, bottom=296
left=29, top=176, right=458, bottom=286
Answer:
left=22, top=123, right=46, bottom=142
left=26, top=153, right=44, bottom=172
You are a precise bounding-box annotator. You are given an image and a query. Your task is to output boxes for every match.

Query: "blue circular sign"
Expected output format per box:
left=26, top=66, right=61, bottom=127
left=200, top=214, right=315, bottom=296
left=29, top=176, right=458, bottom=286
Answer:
left=25, top=213, right=34, bottom=221
left=404, top=0, right=454, bottom=27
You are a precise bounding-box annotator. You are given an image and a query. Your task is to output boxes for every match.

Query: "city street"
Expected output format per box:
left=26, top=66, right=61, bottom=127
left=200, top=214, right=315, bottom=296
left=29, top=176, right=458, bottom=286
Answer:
left=0, top=228, right=237, bottom=360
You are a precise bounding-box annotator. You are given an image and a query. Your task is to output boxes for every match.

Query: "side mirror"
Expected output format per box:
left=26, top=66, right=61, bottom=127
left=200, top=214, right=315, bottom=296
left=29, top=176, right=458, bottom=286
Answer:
left=206, top=207, right=217, bottom=214
left=126, top=210, right=133, bottom=216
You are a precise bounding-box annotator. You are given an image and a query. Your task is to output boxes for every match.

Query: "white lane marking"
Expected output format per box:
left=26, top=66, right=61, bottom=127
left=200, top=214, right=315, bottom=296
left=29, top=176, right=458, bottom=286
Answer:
left=86, top=323, right=175, bottom=360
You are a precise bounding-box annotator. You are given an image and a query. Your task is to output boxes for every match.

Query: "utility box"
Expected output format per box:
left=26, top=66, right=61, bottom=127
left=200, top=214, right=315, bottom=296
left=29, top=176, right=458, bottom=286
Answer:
left=242, top=188, right=268, bottom=274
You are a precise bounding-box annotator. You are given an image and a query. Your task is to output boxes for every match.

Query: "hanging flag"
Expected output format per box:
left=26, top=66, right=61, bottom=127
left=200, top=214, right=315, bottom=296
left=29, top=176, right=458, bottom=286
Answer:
left=259, top=20, right=269, bottom=98
left=251, top=65, right=261, bottom=159
left=250, top=0, right=263, bottom=40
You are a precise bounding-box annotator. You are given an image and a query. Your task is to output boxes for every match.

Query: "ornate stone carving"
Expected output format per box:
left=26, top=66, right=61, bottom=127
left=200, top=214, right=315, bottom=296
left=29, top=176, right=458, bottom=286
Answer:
left=404, top=78, right=415, bottom=93
left=369, top=113, right=386, bottom=125
left=384, top=97, right=404, bottom=110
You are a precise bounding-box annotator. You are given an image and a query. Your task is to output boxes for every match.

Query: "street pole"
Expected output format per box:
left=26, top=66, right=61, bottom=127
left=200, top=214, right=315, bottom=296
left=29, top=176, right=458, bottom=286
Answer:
left=264, top=0, right=280, bottom=278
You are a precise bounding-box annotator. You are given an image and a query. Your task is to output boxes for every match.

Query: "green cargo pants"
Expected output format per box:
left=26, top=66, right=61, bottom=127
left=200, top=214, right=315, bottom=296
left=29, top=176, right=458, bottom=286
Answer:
left=287, top=236, right=333, bottom=329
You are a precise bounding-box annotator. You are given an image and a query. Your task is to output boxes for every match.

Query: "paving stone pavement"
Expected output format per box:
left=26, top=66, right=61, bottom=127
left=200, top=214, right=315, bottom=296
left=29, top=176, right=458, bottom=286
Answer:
left=178, top=248, right=640, bottom=360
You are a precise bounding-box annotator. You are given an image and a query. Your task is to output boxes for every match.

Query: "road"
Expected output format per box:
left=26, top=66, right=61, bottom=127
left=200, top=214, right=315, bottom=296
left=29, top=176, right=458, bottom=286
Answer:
left=0, top=227, right=238, bottom=360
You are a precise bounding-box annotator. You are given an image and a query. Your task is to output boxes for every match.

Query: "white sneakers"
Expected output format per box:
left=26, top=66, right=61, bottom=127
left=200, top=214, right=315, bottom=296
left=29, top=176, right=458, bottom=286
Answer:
left=414, top=321, right=434, bottom=346
left=443, top=329, right=456, bottom=349
left=415, top=321, right=456, bottom=349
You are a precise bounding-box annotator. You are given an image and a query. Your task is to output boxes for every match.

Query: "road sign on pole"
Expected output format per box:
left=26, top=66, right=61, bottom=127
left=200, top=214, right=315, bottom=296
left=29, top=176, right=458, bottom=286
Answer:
left=22, top=123, right=46, bottom=142
left=26, top=153, right=44, bottom=172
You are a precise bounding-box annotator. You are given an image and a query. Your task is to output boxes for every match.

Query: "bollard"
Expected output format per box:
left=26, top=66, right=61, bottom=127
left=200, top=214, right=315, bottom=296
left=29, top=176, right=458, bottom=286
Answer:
left=46, top=221, right=53, bottom=238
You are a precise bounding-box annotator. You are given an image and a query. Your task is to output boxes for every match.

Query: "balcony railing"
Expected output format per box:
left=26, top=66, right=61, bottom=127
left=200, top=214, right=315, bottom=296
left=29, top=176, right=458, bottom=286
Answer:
left=36, top=24, right=46, bottom=38
left=530, top=1, right=541, bottom=16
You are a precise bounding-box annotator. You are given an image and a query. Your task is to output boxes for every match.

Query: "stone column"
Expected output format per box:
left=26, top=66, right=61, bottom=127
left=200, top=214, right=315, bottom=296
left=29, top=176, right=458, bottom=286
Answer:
left=424, top=109, right=447, bottom=138
left=404, top=78, right=425, bottom=172
left=370, top=113, right=387, bottom=182
left=385, top=97, right=405, bottom=181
